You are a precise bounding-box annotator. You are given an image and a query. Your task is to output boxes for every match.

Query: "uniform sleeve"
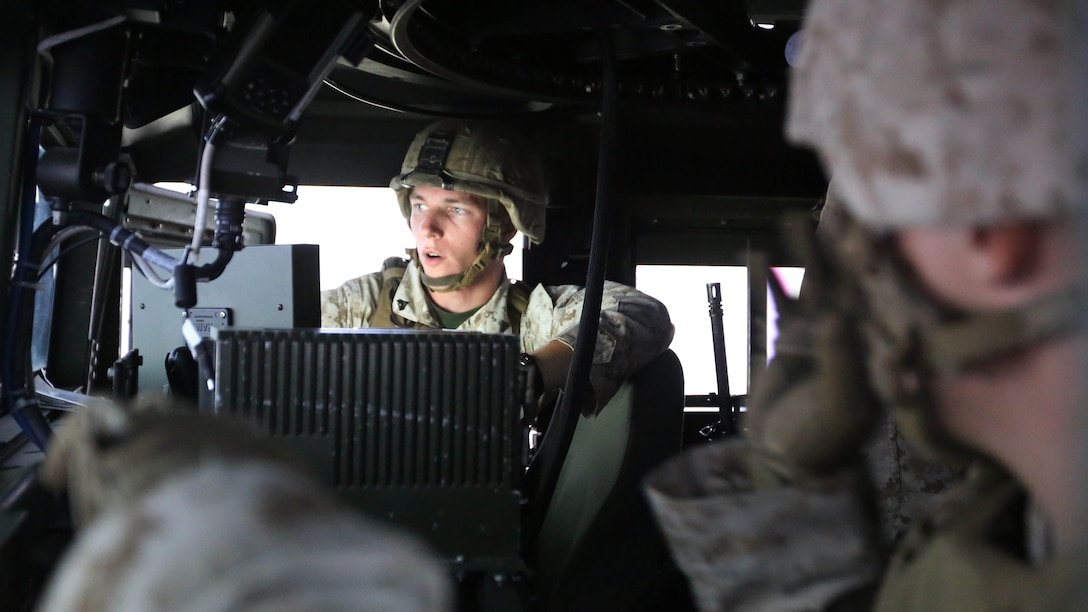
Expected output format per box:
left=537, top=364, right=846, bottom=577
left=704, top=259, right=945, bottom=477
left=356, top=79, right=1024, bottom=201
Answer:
left=320, top=273, right=383, bottom=328
left=643, top=440, right=883, bottom=612
left=522, top=281, right=674, bottom=414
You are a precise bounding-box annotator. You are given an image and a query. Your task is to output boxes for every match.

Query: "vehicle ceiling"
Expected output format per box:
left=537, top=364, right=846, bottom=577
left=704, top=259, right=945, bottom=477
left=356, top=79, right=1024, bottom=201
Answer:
left=37, top=0, right=827, bottom=221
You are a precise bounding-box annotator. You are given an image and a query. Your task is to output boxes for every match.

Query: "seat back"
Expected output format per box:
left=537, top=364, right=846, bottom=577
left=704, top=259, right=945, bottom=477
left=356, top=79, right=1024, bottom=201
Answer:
left=533, top=349, right=685, bottom=610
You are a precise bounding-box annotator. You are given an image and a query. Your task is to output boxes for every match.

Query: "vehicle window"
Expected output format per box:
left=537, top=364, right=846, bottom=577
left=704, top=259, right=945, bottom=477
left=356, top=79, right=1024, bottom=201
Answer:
left=767, top=267, right=806, bottom=360
left=636, top=265, right=804, bottom=398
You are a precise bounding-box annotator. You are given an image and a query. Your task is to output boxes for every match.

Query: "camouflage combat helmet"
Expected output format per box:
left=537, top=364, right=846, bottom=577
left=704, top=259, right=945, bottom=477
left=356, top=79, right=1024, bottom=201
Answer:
left=787, top=0, right=1083, bottom=229
left=391, top=120, right=548, bottom=291
left=783, top=0, right=1085, bottom=464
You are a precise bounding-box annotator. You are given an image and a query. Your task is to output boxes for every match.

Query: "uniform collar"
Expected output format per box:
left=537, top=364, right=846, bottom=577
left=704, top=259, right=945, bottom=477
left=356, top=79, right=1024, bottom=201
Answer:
left=393, top=263, right=514, bottom=332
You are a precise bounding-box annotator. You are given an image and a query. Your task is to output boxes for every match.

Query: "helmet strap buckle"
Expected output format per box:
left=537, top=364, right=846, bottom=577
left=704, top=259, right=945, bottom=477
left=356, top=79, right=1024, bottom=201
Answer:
left=414, top=130, right=456, bottom=190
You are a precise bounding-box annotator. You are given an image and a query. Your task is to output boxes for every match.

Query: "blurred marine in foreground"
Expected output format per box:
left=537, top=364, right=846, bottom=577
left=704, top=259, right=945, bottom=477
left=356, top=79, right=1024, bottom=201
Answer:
left=36, top=402, right=452, bottom=612
left=645, top=0, right=1088, bottom=610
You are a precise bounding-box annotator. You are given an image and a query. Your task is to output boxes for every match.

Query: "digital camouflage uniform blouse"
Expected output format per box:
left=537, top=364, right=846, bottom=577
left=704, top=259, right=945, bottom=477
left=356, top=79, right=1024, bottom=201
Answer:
left=321, top=261, right=674, bottom=415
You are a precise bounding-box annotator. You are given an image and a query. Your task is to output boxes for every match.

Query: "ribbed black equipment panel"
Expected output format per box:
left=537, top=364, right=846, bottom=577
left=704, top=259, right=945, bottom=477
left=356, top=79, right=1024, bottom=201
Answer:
left=205, top=328, right=525, bottom=563
left=207, top=328, right=523, bottom=491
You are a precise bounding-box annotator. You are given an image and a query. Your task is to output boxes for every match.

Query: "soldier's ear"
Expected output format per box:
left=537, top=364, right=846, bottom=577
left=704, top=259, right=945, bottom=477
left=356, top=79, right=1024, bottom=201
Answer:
left=969, top=222, right=1044, bottom=286
left=897, top=221, right=1063, bottom=311
left=896, top=226, right=1013, bottom=310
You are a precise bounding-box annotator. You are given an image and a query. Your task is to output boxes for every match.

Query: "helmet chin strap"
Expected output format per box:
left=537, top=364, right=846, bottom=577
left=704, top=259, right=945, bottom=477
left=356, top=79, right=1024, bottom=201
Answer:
left=920, top=284, right=1083, bottom=373
left=409, top=247, right=488, bottom=292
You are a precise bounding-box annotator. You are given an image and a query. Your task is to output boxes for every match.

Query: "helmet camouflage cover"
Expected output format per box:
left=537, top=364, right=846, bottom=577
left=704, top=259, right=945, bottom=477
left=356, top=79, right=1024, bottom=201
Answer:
left=787, top=0, right=1084, bottom=229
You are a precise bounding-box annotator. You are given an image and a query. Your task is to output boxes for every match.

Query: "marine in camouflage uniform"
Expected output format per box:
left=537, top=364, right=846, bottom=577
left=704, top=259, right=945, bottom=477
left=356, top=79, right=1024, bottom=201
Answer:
left=37, top=401, right=452, bottom=612
left=645, top=0, right=1088, bottom=610
left=321, top=121, right=674, bottom=414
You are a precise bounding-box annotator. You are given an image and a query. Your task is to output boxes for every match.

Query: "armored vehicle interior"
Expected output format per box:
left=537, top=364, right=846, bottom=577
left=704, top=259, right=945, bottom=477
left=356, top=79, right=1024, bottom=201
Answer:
left=0, top=0, right=826, bottom=609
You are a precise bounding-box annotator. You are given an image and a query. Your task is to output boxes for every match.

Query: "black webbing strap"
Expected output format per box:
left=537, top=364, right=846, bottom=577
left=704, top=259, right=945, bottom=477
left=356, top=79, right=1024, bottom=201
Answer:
left=414, top=130, right=455, bottom=189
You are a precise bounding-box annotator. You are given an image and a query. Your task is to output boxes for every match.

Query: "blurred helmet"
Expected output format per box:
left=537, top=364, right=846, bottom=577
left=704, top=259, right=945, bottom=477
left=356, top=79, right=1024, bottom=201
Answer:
left=786, top=0, right=1083, bottom=229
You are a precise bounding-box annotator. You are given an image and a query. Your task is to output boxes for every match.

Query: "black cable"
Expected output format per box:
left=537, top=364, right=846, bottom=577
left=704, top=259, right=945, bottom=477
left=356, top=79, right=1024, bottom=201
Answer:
left=2, top=116, right=54, bottom=449
left=323, top=77, right=556, bottom=119
left=3, top=221, right=66, bottom=450
left=522, top=30, right=619, bottom=551
left=63, top=210, right=179, bottom=272
left=36, top=232, right=103, bottom=280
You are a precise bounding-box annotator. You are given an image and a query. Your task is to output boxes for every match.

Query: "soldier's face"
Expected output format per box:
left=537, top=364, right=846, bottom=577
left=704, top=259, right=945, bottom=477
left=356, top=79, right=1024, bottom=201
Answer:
left=892, top=222, right=1080, bottom=441
left=409, top=186, right=487, bottom=279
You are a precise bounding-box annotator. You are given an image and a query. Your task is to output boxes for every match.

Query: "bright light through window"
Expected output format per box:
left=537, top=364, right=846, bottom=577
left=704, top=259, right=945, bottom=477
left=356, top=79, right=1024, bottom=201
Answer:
left=637, top=265, right=750, bottom=397
left=767, top=267, right=805, bottom=360
left=263, top=186, right=409, bottom=290
left=637, top=264, right=806, bottom=398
